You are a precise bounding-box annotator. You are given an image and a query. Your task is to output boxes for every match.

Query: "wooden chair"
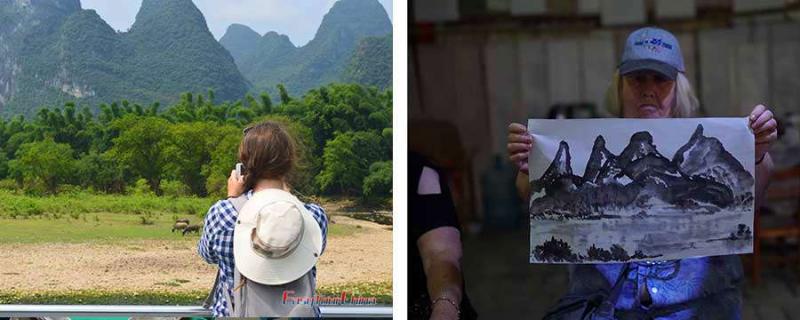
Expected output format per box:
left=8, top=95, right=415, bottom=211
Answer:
left=749, top=166, right=800, bottom=285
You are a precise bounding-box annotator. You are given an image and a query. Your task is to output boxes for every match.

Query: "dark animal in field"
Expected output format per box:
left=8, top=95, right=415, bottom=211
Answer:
left=172, top=222, right=189, bottom=232
left=176, top=218, right=190, bottom=224
left=183, top=224, right=202, bottom=236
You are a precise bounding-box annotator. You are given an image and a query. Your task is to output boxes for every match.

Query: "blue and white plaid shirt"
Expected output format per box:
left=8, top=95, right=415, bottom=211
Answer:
left=198, top=189, right=328, bottom=317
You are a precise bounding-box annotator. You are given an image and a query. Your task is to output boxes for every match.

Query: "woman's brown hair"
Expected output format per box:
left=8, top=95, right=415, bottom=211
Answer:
left=238, top=121, right=296, bottom=190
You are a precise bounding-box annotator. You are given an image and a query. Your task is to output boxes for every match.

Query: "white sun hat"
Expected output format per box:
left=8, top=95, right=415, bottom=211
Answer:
left=233, top=188, right=322, bottom=285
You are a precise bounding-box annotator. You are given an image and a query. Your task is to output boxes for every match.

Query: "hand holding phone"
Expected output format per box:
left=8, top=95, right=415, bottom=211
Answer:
left=235, top=163, right=244, bottom=179
left=228, top=163, right=246, bottom=197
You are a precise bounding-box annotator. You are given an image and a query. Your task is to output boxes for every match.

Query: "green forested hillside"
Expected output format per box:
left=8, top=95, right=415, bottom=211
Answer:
left=219, top=0, right=392, bottom=96
left=0, top=0, right=249, bottom=116
left=1, top=0, right=392, bottom=117
left=218, top=23, right=262, bottom=67
left=344, top=34, right=392, bottom=90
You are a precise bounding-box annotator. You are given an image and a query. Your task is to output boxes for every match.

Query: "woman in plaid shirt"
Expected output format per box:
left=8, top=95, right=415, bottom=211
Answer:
left=197, top=121, right=328, bottom=317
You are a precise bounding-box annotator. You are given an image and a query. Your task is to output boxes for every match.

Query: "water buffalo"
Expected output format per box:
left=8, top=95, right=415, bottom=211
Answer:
left=182, top=224, right=202, bottom=236
left=172, top=222, right=188, bottom=233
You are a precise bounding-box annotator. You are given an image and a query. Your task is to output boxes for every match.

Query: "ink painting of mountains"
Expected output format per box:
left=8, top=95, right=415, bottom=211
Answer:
left=527, top=118, right=755, bottom=264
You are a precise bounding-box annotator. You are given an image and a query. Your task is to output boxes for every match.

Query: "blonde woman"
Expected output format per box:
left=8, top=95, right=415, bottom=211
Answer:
left=507, top=27, right=776, bottom=319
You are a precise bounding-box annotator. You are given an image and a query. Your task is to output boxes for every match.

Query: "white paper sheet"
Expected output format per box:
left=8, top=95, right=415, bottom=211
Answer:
left=528, top=118, right=755, bottom=263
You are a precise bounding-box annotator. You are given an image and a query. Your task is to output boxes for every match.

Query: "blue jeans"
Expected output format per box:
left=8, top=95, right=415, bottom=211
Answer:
left=550, top=255, right=743, bottom=319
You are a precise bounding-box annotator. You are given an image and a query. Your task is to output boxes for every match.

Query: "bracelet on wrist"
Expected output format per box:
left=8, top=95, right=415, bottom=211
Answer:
left=431, top=296, right=460, bottom=317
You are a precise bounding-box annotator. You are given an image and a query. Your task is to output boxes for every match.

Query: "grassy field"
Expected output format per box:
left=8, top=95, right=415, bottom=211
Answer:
left=0, top=212, right=361, bottom=244
left=0, top=191, right=390, bottom=304
left=0, top=191, right=362, bottom=244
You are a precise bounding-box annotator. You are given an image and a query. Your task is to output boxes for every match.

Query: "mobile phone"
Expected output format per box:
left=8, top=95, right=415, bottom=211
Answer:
left=235, top=163, right=244, bottom=178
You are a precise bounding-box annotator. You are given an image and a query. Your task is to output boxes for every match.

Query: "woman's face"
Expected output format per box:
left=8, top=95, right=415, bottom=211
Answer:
left=621, top=71, right=676, bottom=118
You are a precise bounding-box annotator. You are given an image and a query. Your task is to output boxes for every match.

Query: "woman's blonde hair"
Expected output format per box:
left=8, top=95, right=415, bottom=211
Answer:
left=604, top=70, right=699, bottom=118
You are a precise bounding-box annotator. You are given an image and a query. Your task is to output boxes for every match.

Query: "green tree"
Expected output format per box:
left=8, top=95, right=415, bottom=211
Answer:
left=203, top=125, right=242, bottom=199
left=362, top=160, right=392, bottom=202
left=277, top=84, right=292, bottom=105
left=317, top=130, right=383, bottom=195
left=109, top=116, right=170, bottom=194
left=4, top=131, right=36, bottom=159
left=162, top=121, right=218, bottom=196
left=259, top=92, right=273, bottom=115
left=76, top=151, right=125, bottom=193
left=381, top=127, right=392, bottom=156
left=0, top=151, right=9, bottom=179
left=32, top=103, right=94, bottom=154
left=275, top=84, right=388, bottom=161
left=8, top=138, right=75, bottom=193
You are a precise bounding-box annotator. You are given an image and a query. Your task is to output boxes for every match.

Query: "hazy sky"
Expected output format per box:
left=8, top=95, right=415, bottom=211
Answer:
left=81, top=0, right=393, bottom=46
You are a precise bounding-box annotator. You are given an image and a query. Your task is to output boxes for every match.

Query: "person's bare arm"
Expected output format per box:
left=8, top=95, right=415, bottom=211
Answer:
left=516, top=171, right=530, bottom=200
left=418, top=227, right=463, bottom=320
left=749, top=104, right=778, bottom=208
left=754, top=153, right=773, bottom=208
left=415, top=166, right=463, bottom=320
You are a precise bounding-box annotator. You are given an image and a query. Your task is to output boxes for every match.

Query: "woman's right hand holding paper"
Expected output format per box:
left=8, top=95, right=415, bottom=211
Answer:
left=507, top=123, right=533, bottom=175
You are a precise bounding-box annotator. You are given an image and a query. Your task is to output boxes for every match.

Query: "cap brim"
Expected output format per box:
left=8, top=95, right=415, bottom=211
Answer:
left=233, top=189, right=322, bottom=285
left=619, top=59, right=678, bottom=80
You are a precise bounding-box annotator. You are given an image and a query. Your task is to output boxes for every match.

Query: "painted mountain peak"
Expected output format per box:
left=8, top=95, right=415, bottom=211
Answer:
left=548, top=141, right=573, bottom=176
left=617, top=131, right=670, bottom=170
left=537, top=141, right=583, bottom=194
left=530, top=125, right=754, bottom=219
left=673, top=124, right=755, bottom=199
left=584, top=135, right=618, bottom=184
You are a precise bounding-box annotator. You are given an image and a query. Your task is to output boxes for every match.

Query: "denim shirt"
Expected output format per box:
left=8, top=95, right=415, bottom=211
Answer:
left=564, top=255, right=744, bottom=319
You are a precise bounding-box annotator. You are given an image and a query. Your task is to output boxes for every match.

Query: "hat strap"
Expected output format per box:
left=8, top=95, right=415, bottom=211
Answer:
left=233, top=277, right=247, bottom=292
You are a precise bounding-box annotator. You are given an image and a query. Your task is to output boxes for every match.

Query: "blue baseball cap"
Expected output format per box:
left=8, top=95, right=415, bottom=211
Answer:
left=619, top=27, right=685, bottom=80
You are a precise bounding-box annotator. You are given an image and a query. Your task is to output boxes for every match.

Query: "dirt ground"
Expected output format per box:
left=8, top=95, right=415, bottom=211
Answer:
left=0, top=216, right=391, bottom=292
